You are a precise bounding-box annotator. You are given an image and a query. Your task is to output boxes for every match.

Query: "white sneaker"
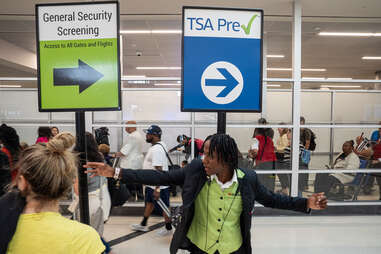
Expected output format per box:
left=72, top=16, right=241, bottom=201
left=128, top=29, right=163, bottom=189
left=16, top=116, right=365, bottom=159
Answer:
left=156, top=227, right=173, bottom=237
left=131, top=224, right=149, bottom=232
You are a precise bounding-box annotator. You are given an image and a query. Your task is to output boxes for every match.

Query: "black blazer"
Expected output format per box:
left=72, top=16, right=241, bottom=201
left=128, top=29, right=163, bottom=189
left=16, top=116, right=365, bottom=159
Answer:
left=120, top=159, right=309, bottom=254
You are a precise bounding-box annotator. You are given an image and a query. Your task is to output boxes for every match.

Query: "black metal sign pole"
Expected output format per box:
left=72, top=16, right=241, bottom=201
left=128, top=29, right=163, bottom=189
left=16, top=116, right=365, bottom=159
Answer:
left=75, top=111, right=90, bottom=224
left=217, top=112, right=226, bottom=134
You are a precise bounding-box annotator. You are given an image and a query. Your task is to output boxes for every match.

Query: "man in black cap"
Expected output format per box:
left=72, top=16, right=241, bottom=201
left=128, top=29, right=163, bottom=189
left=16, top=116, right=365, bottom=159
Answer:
left=130, top=125, right=173, bottom=236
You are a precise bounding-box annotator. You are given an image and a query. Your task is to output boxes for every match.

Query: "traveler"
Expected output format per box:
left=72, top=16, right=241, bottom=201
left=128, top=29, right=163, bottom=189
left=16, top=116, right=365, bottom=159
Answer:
left=2, top=132, right=105, bottom=253
left=85, top=133, right=327, bottom=254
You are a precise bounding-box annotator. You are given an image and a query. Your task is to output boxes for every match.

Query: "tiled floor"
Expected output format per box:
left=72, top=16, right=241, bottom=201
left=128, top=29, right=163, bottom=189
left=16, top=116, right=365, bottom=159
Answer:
left=103, top=215, right=381, bottom=254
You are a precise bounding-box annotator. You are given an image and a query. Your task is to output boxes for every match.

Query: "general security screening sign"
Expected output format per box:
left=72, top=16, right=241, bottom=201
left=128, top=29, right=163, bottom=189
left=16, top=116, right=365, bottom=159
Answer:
left=182, top=7, right=263, bottom=112
left=36, top=2, right=121, bottom=112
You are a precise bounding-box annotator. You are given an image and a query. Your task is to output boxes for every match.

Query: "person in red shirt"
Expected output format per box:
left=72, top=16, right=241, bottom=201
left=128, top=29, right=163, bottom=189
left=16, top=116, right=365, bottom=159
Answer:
left=248, top=127, right=277, bottom=191
left=0, top=124, right=21, bottom=181
left=35, top=126, right=52, bottom=144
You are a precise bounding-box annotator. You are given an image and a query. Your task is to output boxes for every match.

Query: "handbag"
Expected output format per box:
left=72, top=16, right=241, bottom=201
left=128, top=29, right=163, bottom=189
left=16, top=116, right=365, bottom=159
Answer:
left=155, top=143, right=181, bottom=171
left=301, top=149, right=311, bottom=165
left=108, top=157, right=130, bottom=207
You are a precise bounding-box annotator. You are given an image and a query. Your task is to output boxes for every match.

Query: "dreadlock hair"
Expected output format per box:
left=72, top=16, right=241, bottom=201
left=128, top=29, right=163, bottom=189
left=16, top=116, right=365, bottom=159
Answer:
left=208, top=134, right=238, bottom=171
left=201, top=134, right=213, bottom=154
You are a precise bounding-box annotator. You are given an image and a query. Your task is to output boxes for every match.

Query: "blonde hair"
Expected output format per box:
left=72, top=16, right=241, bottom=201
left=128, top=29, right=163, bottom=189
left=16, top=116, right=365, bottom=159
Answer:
left=98, top=143, right=110, bottom=154
left=16, top=132, right=77, bottom=200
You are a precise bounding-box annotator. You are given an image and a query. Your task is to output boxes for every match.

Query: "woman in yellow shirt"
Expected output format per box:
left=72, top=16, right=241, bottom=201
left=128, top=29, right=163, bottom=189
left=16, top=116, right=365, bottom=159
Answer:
left=5, top=132, right=105, bottom=254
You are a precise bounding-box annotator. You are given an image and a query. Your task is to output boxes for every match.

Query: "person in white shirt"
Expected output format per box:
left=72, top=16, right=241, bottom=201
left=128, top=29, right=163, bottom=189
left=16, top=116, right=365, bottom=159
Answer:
left=115, top=120, right=144, bottom=201
left=131, top=125, right=172, bottom=236
left=332, top=140, right=360, bottom=184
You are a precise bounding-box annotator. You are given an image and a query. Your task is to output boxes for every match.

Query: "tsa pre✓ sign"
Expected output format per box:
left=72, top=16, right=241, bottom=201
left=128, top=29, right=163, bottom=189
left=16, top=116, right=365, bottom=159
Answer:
left=36, top=1, right=120, bottom=112
left=182, top=7, right=263, bottom=112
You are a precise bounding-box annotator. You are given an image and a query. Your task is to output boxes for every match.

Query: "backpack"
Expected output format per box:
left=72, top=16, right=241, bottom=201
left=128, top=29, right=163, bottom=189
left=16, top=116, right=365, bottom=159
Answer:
left=309, top=130, right=317, bottom=151
left=95, top=127, right=110, bottom=145
left=188, top=138, right=204, bottom=156
left=195, top=139, right=204, bottom=153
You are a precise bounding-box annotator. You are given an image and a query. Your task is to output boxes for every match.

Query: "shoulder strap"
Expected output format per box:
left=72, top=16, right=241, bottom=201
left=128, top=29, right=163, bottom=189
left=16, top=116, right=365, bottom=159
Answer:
left=259, top=135, right=267, bottom=161
left=154, top=143, right=174, bottom=167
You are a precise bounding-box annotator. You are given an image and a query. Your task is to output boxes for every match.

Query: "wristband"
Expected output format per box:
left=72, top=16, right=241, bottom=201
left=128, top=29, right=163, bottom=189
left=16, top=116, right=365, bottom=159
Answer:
left=114, top=167, right=121, bottom=180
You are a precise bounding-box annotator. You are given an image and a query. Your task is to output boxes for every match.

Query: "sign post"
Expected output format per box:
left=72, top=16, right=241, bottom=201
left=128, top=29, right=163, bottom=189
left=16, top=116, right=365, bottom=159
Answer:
left=36, top=1, right=120, bottom=224
left=182, top=7, right=263, bottom=133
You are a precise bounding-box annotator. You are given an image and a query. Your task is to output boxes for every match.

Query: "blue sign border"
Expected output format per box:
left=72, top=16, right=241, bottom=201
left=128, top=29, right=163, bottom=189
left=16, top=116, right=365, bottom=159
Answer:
left=181, top=6, right=264, bottom=113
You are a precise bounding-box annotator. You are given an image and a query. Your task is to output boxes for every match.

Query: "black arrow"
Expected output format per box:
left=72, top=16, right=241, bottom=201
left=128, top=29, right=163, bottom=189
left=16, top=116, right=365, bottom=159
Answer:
left=53, top=59, right=104, bottom=93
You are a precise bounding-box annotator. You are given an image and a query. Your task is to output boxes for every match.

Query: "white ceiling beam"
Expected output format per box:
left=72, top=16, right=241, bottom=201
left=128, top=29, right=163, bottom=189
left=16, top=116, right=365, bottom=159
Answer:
left=0, top=38, right=36, bottom=74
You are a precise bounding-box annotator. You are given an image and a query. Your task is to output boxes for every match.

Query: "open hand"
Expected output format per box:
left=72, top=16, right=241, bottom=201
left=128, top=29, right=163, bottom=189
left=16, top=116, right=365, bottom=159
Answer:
left=84, top=162, right=115, bottom=178
left=307, top=192, right=328, bottom=210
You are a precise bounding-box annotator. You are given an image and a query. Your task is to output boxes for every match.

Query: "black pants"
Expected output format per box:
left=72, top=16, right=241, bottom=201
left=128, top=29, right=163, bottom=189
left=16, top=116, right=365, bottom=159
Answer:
left=255, top=161, right=276, bottom=192
left=126, top=182, right=144, bottom=200
left=276, top=159, right=290, bottom=190
left=371, top=162, right=381, bottom=200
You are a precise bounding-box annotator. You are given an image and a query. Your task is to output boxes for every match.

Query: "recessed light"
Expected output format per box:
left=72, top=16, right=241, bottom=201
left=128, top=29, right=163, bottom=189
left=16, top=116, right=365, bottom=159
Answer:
left=321, top=85, right=360, bottom=88
left=362, top=56, right=381, bottom=60
left=266, top=55, right=285, bottom=58
left=325, top=78, right=353, bottom=81
left=0, top=85, right=22, bottom=88
left=302, top=68, right=327, bottom=72
left=302, top=77, right=325, bottom=80
left=319, top=32, right=381, bottom=37
left=123, top=75, right=146, bottom=79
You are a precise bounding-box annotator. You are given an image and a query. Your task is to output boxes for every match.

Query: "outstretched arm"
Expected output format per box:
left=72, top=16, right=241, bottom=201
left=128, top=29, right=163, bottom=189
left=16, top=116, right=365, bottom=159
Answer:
left=84, top=162, right=186, bottom=186
left=252, top=173, right=327, bottom=212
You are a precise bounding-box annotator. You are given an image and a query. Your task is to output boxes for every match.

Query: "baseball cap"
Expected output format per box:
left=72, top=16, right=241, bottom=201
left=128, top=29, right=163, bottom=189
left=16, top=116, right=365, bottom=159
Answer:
left=143, top=125, right=162, bottom=135
left=258, top=118, right=267, bottom=124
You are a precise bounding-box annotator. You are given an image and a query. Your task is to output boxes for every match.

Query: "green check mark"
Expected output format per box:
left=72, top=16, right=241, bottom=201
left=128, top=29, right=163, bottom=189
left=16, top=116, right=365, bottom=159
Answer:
left=241, top=14, right=258, bottom=35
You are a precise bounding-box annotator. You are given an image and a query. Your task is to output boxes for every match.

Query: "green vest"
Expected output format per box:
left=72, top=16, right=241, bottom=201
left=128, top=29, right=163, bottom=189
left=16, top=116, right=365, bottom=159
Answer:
left=187, top=170, right=245, bottom=254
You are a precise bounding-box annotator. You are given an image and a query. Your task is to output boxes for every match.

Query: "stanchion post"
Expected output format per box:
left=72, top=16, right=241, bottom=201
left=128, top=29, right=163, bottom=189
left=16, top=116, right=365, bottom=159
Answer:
left=75, top=111, right=90, bottom=224
left=217, top=112, right=226, bottom=134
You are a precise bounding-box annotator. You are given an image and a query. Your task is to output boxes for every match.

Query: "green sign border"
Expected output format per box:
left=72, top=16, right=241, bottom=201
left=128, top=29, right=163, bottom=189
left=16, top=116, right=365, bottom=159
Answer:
left=35, top=1, right=121, bottom=112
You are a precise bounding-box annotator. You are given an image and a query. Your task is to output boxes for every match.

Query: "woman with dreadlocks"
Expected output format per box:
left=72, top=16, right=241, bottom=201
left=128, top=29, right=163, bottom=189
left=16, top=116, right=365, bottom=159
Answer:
left=0, top=124, right=21, bottom=182
left=85, top=133, right=327, bottom=254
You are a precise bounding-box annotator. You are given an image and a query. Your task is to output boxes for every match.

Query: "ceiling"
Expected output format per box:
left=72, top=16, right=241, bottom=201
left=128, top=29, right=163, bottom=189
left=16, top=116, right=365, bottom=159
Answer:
left=0, top=0, right=381, bottom=89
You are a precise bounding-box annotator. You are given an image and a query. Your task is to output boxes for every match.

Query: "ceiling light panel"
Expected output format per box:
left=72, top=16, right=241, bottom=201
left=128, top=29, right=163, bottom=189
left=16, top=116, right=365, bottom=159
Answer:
left=319, top=32, right=381, bottom=37
left=362, top=56, right=381, bottom=60
left=0, top=85, right=22, bottom=88
left=321, top=85, right=360, bottom=88
left=266, top=55, right=285, bottom=58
